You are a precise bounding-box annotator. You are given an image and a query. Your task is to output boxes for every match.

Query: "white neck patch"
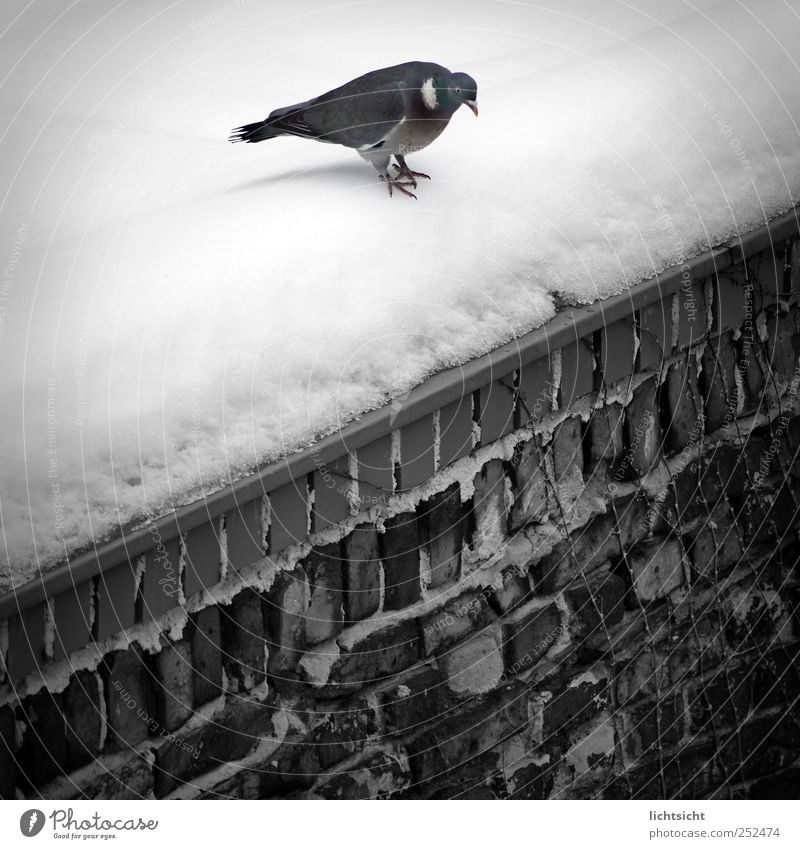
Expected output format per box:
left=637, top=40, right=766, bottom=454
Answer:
left=421, top=77, right=438, bottom=110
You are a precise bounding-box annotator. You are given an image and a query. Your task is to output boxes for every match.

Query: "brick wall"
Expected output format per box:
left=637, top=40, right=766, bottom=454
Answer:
left=1, top=235, right=799, bottom=800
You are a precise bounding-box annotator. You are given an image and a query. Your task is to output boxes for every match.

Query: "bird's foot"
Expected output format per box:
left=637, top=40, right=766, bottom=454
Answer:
left=380, top=174, right=417, bottom=199
left=392, top=162, right=431, bottom=189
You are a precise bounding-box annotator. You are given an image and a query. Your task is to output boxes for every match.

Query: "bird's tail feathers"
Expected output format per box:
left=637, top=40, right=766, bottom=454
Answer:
left=228, top=102, right=312, bottom=143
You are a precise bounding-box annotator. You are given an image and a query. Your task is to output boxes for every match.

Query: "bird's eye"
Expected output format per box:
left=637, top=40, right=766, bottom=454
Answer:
left=456, top=87, right=462, bottom=94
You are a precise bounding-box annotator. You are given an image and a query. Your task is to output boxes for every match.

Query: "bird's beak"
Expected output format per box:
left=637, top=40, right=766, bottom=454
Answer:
left=466, top=100, right=479, bottom=117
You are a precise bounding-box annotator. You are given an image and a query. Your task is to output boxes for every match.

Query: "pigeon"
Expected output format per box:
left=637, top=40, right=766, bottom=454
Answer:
left=229, top=61, right=478, bottom=198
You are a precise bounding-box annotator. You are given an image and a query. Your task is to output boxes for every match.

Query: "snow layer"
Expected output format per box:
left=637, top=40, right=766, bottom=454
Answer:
left=1, top=0, right=800, bottom=588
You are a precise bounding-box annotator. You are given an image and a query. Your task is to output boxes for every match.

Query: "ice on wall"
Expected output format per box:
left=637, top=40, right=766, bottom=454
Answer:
left=1, top=0, right=800, bottom=587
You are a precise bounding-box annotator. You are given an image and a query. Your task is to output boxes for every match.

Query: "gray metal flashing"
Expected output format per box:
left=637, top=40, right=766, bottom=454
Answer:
left=1, top=206, right=798, bottom=620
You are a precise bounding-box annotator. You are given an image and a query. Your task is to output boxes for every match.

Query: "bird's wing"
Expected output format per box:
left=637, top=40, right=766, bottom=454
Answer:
left=300, top=77, right=409, bottom=149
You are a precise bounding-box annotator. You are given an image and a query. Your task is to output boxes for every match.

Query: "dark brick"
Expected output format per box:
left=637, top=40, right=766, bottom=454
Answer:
left=380, top=666, right=450, bottom=735
left=313, top=456, right=351, bottom=533
left=264, top=566, right=308, bottom=677
left=518, top=356, right=552, bottom=426
left=614, top=490, right=652, bottom=551
left=268, top=480, right=309, bottom=556
left=417, top=484, right=465, bottom=588
left=503, top=603, right=561, bottom=673
left=438, top=398, right=474, bottom=468
left=341, top=525, right=381, bottom=622
left=311, top=748, right=411, bottom=799
left=52, top=581, right=93, bottom=660
left=686, top=504, right=741, bottom=580
left=710, top=270, right=748, bottom=336
left=627, top=537, right=685, bottom=603
left=312, top=701, right=378, bottom=769
left=543, top=670, right=610, bottom=740
left=225, top=498, right=264, bottom=571
left=688, top=665, right=752, bottom=732
left=399, top=414, right=436, bottom=491
left=510, top=435, right=549, bottom=531
left=601, top=316, right=636, bottom=386
left=153, top=638, right=194, bottom=732
left=303, top=543, right=344, bottom=645
left=183, top=520, right=222, bottom=598
left=488, top=567, right=533, bottom=615
left=0, top=705, right=15, bottom=798
left=701, top=331, right=739, bottom=433
left=639, top=298, right=671, bottom=370
left=552, top=415, right=583, bottom=484
left=96, top=563, right=137, bottom=641
left=663, top=356, right=702, bottom=453
left=752, top=644, right=800, bottom=710
left=472, top=459, right=509, bottom=552
left=624, top=377, right=661, bottom=477
left=138, top=536, right=181, bottom=623
left=103, top=647, right=156, bottom=753
left=155, top=696, right=273, bottom=797
left=17, top=689, right=67, bottom=789
left=621, top=694, right=684, bottom=761
left=357, top=434, right=394, bottom=509
left=420, top=591, right=496, bottom=656
left=380, top=512, right=421, bottom=610
left=330, top=621, right=419, bottom=687
left=189, top=605, right=222, bottom=706
left=63, top=670, right=103, bottom=770
left=563, top=571, right=626, bottom=645
left=478, top=378, right=516, bottom=444
left=739, top=327, right=765, bottom=416
left=590, top=403, right=624, bottom=469
left=675, top=279, right=706, bottom=349
left=560, top=340, right=594, bottom=406
left=763, top=309, right=800, bottom=389
left=220, top=589, right=267, bottom=691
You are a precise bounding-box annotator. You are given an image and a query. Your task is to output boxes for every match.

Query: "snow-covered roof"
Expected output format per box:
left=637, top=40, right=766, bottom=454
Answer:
left=2, top=0, right=800, bottom=588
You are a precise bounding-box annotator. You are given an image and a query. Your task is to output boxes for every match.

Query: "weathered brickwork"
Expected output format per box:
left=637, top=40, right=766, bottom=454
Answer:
left=2, top=239, right=800, bottom=800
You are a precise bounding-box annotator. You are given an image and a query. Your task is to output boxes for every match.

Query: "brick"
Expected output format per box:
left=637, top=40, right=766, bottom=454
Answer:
left=189, top=605, right=222, bottom=706
left=518, top=356, right=552, bottom=426
left=17, top=689, right=67, bottom=788
left=264, top=566, right=308, bottom=676
left=559, top=340, right=594, bottom=407
left=688, top=665, right=752, bottom=732
left=417, top=483, right=465, bottom=588
left=438, top=398, right=474, bottom=468
left=96, top=562, right=137, bottom=641
left=220, top=589, right=267, bottom=691
left=589, top=402, right=624, bottom=468
left=380, top=512, right=421, bottom=610
left=0, top=705, right=15, bottom=798
left=5, top=603, right=47, bottom=682
left=441, top=633, right=504, bottom=696
left=311, top=701, right=377, bottom=769
left=509, top=435, right=550, bottom=531
left=543, top=668, right=610, bottom=741
left=614, top=490, right=651, bottom=551
left=138, top=536, right=181, bottom=622
left=380, top=666, right=450, bottom=735
left=624, top=376, right=661, bottom=477
left=563, top=571, right=626, bottom=645
left=638, top=298, right=671, bottom=370
left=764, top=310, right=800, bottom=390
left=600, top=316, right=636, bottom=386
left=752, top=644, right=800, bottom=709
left=489, top=567, right=532, bottom=615
left=503, top=603, right=562, bottom=674
left=710, top=270, right=748, bottom=335
left=753, top=246, right=787, bottom=308
left=620, top=694, right=684, bottom=761
left=330, top=621, right=419, bottom=687
left=341, top=525, right=381, bottom=622
left=663, top=356, right=702, bottom=453
left=79, top=751, right=154, bottom=800
left=310, top=747, right=411, bottom=799
left=225, top=498, right=264, bottom=572
left=739, top=328, right=764, bottom=415
left=257, top=739, right=319, bottom=798
left=52, top=581, right=93, bottom=661
left=701, top=331, right=738, bottom=433
left=421, top=591, right=496, bottom=656
left=472, top=459, right=508, bottom=554
left=675, top=279, right=706, bottom=349
left=399, top=414, right=436, bottom=491
left=357, top=435, right=394, bottom=509
left=303, top=543, right=344, bottom=645
left=183, top=520, right=222, bottom=598
left=313, top=455, right=351, bottom=533
left=552, top=415, right=584, bottom=485
left=268, top=480, right=309, bottom=555
left=63, top=670, right=103, bottom=771
left=155, top=696, right=273, bottom=797
left=627, top=537, right=685, bottom=603
left=153, top=638, right=194, bottom=732
left=103, top=647, right=155, bottom=753
left=686, top=505, right=741, bottom=580
left=477, top=378, right=516, bottom=444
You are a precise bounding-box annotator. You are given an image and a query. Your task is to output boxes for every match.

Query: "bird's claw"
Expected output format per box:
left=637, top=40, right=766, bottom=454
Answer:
left=380, top=174, right=417, bottom=199
left=392, top=163, right=431, bottom=188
